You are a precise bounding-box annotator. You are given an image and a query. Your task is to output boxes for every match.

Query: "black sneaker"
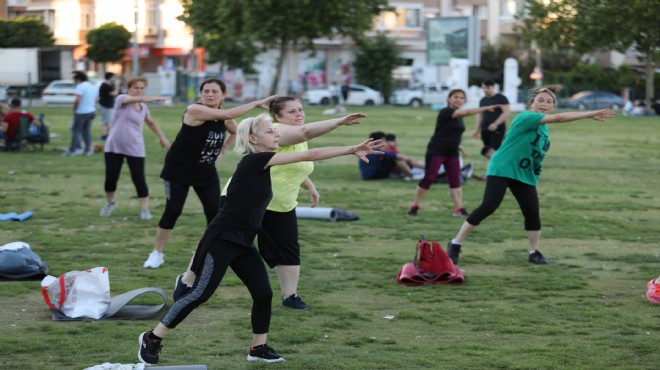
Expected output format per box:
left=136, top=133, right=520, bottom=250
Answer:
left=452, top=207, right=469, bottom=217
left=173, top=274, right=192, bottom=301
left=282, top=294, right=310, bottom=310
left=138, top=331, right=162, bottom=365
left=247, top=344, right=285, bottom=363
left=407, top=205, right=419, bottom=216
left=528, top=250, right=548, bottom=264
left=447, top=242, right=462, bottom=265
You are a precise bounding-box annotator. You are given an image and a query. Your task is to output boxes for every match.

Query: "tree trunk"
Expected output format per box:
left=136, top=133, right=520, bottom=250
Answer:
left=644, top=50, right=654, bottom=110
left=270, top=38, right=288, bottom=96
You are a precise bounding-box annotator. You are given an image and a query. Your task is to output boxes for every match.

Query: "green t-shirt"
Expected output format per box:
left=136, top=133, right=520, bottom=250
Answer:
left=486, top=111, right=549, bottom=186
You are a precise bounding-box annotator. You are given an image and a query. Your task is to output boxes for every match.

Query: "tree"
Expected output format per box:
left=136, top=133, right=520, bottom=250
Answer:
left=517, top=0, right=659, bottom=107
left=0, top=17, right=54, bottom=47
left=86, top=23, right=132, bottom=68
left=179, top=0, right=390, bottom=94
left=353, top=33, right=401, bottom=103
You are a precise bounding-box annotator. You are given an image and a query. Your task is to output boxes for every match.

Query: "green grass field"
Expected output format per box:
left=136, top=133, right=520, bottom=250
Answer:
left=1, top=103, right=659, bottom=369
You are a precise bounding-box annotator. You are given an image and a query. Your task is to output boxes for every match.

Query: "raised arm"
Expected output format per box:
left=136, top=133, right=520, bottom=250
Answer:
left=266, top=139, right=384, bottom=168
left=121, top=95, right=167, bottom=105
left=540, top=109, right=614, bottom=125
left=277, top=113, right=367, bottom=146
left=184, top=96, right=277, bottom=126
left=452, top=104, right=501, bottom=119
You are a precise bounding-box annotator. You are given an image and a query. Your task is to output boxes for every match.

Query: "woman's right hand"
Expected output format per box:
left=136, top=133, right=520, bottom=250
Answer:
left=338, top=113, right=367, bottom=126
left=254, top=95, right=278, bottom=109
left=352, top=139, right=385, bottom=163
left=590, top=109, right=615, bottom=121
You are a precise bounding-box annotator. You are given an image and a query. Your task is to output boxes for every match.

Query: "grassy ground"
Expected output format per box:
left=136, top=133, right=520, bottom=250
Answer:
left=0, top=104, right=659, bottom=369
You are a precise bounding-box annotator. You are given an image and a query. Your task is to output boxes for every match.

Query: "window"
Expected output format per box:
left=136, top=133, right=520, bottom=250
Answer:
left=375, top=8, right=422, bottom=29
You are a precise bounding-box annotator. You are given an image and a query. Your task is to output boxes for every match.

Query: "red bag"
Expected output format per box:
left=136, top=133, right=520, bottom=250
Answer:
left=396, top=237, right=464, bottom=286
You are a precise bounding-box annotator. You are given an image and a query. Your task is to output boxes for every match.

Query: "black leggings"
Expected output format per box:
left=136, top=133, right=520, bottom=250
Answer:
left=158, top=180, right=220, bottom=229
left=467, top=176, right=541, bottom=231
left=160, top=240, right=272, bottom=333
left=103, top=152, right=148, bottom=197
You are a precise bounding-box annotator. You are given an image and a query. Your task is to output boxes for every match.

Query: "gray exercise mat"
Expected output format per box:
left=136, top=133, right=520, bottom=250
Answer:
left=51, top=287, right=167, bottom=321
left=151, top=366, right=207, bottom=370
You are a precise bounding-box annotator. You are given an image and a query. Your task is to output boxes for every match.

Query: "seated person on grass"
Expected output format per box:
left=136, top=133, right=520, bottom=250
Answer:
left=360, top=131, right=416, bottom=180
left=0, top=99, right=41, bottom=146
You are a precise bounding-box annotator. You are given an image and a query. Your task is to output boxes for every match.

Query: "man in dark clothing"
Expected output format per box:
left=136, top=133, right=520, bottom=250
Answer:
left=98, top=72, right=120, bottom=141
left=472, top=79, right=510, bottom=179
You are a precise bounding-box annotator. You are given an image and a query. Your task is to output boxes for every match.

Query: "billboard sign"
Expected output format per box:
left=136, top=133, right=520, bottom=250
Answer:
left=427, top=16, right=480, bottom=66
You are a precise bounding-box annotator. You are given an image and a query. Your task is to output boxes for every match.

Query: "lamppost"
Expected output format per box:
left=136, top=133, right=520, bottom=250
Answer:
left=132, top=0, right=139, bottom=77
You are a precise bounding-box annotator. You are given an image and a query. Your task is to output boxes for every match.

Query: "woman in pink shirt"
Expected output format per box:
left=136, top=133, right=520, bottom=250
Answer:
left=100, top=77, right=171, bottom=220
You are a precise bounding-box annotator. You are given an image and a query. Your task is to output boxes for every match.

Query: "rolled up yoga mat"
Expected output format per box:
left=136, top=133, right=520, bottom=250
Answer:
left=295, top=207, right=338, bottom=222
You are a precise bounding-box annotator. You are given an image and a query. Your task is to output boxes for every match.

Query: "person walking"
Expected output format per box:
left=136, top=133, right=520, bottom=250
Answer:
left=99, top=77, right=171, bottom=220
left=173, top=96, right=368, bottom=312
left=143, top=78, right=275, bottom=268
left=65, top=71, right=98, bottom=156
left=408, top=89, right=501, bottom=217
left=473, top=79, right=510, bottom=180
left=445, top=86, right=614, bottom=265
left=98, top=72, right=120, bottom=141
left=137, top=113, right=384, bottom=365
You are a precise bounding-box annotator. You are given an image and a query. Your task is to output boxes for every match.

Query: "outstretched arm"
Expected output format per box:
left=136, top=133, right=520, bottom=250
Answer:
left=277, top=113, right=367, bottom=146
left=266, top=139, right=385, bottom=168
left=540, top=109, right=614, bottom=125
left=184, top=96, right=277, bottom=126
left=452, top=104, right=501, bottom=119
left=122, top=95, right=167, bottom=104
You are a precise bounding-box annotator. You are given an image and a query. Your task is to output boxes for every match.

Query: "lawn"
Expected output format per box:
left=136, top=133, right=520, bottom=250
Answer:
left=1, top=103, right=659, bottom=369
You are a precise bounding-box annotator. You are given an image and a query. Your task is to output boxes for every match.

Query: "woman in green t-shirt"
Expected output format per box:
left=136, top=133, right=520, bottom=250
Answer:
left=445, top=85, right=614, bottom=265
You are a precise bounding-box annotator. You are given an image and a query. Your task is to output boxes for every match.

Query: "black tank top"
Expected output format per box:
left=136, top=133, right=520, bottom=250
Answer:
left=160, top=117, right=227, bottom=187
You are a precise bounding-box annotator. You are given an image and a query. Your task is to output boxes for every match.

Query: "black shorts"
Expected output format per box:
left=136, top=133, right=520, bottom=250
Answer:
left=259, top=208, right=300, bottom=268
left=481, top=129, right=505, bottom=151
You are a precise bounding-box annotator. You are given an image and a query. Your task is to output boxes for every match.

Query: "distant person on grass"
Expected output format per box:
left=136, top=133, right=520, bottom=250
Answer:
left=99, top=77, right=171, bottom=220
left=472, top=79, right=510, bottom=180
left=0, top=98, right=41, bottom=149
left=445, top=86, right=615, bottom=265
left=407, top=89, right=501, bottom=217
left=137, top=113, right=384, bottom=365
left=65, top=71, right=97, bottom=156
left=98, top=72, right=120, bottom=141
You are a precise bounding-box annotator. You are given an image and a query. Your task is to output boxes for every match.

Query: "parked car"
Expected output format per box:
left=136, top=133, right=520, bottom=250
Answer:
left=41, top=80, right=77, bottom=104
left=390, top=83, right=450, bottom=107
left=301, top=83, right=383, bottom=106
left=562, top=91, right=625, bottom=110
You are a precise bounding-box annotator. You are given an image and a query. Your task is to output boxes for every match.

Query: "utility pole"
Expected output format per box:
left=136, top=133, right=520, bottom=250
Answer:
left=132, top=0, right=139, bottom=77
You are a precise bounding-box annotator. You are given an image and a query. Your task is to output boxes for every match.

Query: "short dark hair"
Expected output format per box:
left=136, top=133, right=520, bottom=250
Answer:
left=384, top=133, right=396, bottom=141
left=104, top=72, right=115, bottom=80
left=73, top=71, right=88, bottom=82
left=9, top=98, right=21, bottom=107
left=369, top=131, right=385, bottom=140
left=482, top=79, right=495, bottom=87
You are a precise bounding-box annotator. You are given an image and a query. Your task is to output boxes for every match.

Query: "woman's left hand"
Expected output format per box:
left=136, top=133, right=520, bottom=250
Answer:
left=307, top=187, right=320, bottom=208
left=591, top=109, right=615, bottom=121
left=353, top=139, right=385, bottom=163
left=160, top=137, right=171, bottom=149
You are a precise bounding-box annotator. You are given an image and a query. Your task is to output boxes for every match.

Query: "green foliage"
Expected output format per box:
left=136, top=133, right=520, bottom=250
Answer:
left=354, top=33, right=401, bottom=102
left=0, top=17, right=54, bottom=47
left=85, top=23, right=131, bottom=64
left=178, top=0, right=390, bottom=92
left=1, top=105, right=659, bottom=369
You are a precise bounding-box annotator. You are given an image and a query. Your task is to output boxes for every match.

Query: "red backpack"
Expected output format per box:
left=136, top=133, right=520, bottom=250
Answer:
left=396, top=237, right=463, bottom=286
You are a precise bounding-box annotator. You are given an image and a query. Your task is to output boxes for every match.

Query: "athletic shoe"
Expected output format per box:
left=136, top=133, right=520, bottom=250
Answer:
left=282, top=294, right=310, bottom=310
left=247, top=344, right=285, bottom=363
left=447, top=242, right=462, bottom=265
left=173, top=274, right=192, bottom=301
left=63, top=148, right=84, bottom=156
left=461, top=162, right=474, bottom=179
left=84, top=149, right=94, bottom=156
left=99, top=202, right=117, bottom=217
left=407, top=205, right=419, bottom=216
left=138, top=331, right=162, bottom=365
left=452, top=208, right=469, bottom=217
left=646, top=277, right=660, bottom=304
left=143, top=251, right=165, bottom=269
left=528, top=250, right=548, bottom=264
left=140, top=208, right=152, bottom=220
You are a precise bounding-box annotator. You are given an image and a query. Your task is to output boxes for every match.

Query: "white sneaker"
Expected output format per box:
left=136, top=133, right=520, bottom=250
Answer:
left=140, top=208, right=152, bottom=220
left=143, top=251, right=164, bottom=268
left=100, top=202, right=117, bottom=217
left=64, top=148, right=84, bottom=156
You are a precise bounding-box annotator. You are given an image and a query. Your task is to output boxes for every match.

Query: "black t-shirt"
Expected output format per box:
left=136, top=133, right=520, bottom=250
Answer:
left=98, top=82, right=115, bottom=108
left=479, top=93, right=509, bottom=133
left=426, top=107, right=465, bottom=157
left=190, top=152, right=276, bottom=272
left=160, top=114, right=227, bottom=187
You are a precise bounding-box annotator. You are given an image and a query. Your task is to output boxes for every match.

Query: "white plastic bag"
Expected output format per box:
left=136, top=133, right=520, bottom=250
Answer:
left=41, top=267, right=111, bottom=319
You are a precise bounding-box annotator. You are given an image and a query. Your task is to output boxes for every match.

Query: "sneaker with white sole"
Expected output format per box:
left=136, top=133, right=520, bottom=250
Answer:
left=138, top=331, right=162, bottom=365
left=100, top=202, right=117, bottom=217
left=140, top=208, right=152, bottom=220
left=143, top=251, right=165, bottom=268
left=247, top=344, right=285, bottom=363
